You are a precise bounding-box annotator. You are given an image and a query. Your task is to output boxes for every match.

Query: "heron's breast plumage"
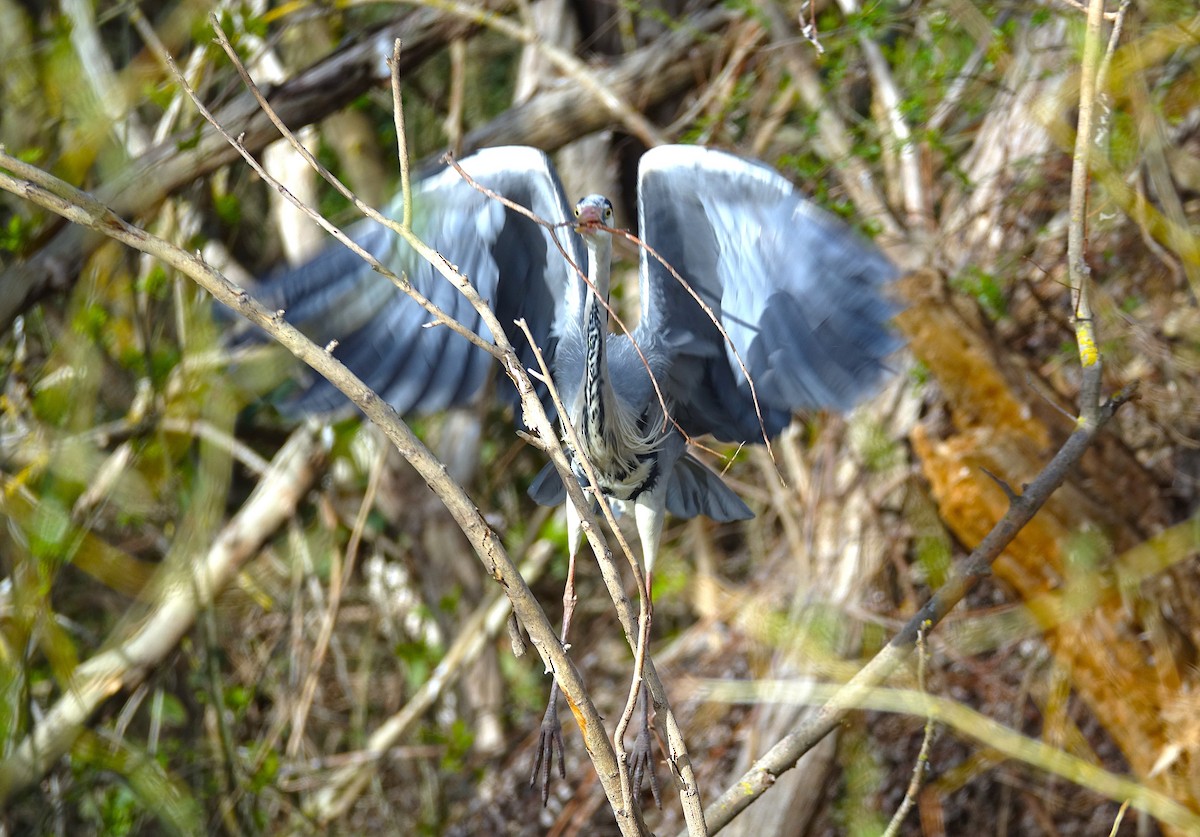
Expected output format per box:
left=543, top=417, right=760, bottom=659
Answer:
left=567, top=324, right=668, bottom=503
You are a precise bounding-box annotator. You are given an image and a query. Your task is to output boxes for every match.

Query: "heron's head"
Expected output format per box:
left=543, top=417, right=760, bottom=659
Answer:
left=573, top=195, right=613, bottom=239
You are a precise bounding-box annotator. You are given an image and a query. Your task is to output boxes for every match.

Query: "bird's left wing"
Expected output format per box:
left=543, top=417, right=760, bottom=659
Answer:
left=633, top=145, right=900, bottom=444
left=249, top=146, right=584, bottom=419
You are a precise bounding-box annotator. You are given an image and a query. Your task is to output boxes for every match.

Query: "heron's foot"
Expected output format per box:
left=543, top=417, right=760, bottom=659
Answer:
left=530, top=687, right=566, bottom=806
left=630, top=688, right=662, bottom=808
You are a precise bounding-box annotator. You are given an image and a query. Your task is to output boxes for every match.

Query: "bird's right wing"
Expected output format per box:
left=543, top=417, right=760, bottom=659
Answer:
left=634, top=145, right=900, bottom=444
left=248, top=146, right=584, bottom=419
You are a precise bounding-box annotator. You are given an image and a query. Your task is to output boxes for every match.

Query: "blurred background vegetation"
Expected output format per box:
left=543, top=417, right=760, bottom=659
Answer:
left=1, top=0, right=1199, bottom=834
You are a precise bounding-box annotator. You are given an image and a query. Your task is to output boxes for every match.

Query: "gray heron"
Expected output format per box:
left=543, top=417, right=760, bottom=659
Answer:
left=250, top=143, right=899, bottom=800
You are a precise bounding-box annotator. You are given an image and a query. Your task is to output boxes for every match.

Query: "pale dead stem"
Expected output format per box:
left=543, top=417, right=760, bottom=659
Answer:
left=443, top=38, right=468, bottom=158
left=135, top=21, right=561, bottom=813
left=633, top=227, right=780, bottom=465
left=669, top=20, right=768, bottom=141
left=832, top=0, right=931, bottom=237
left=284, top=440, right=389, bottom=760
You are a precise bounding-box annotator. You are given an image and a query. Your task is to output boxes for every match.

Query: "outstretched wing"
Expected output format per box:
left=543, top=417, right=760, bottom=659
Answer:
left=250, top=146, right=584, bottom=418
left=633, top=145, right=899, bottom=443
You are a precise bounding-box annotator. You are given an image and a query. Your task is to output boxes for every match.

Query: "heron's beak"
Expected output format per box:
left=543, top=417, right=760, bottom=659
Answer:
left=574, top=205, right=603, bottom=233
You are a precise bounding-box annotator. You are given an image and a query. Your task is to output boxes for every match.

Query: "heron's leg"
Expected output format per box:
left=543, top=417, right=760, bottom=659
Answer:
left=633, top=491, right=667, bottom=620
left=562, top=495, right=584, bottom=631
left=628, top=491, right=667, bottom=802
left=629, top=684, right=662, bottom=807
left=530, top=498, right=584, bottom=804
left=531, top=681, right=564, bottom=806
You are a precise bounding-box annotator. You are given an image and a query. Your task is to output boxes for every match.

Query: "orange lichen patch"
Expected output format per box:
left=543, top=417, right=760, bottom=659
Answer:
left=911, top=425, right=1066, bottom=589
left=913, top=420, right=1188, bottom=809
left=904, top=268, right=1199, bottom=825
left=563, top=690, right=589, bottom=741
left=896, top=270, right=1051, bottom=446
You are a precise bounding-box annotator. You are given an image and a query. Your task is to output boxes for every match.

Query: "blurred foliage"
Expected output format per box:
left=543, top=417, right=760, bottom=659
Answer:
left=0, top=0, right=1197, bottom=835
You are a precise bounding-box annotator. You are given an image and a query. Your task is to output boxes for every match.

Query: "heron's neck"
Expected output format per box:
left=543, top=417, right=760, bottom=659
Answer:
left=580, top=235, right=613, bottom=448
left=582, top=234, right=613, bottom=315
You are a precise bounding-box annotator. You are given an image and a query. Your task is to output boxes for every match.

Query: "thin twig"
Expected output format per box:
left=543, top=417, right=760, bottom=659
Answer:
left=979, top=466, right=1019, bottom=502
left=286, top=439, right=388, bottom=758
left=881, top=624, right=935, bottom=837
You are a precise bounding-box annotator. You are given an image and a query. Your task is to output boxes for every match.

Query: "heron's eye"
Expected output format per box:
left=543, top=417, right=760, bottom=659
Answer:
left=574, top=207, right=580, bottom=217
left=604, top=207, right=612, bottom=219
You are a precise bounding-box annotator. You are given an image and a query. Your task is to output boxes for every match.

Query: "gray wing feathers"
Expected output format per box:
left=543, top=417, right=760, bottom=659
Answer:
left=666, top=453, right=753, bottom=521
left=250, top=147, right=581, bottom=419
left=526, top=452, right=753, bottom=522
left=635, top=145, right=898, bottom=443
left=527, top=461, right=567, bottom=508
